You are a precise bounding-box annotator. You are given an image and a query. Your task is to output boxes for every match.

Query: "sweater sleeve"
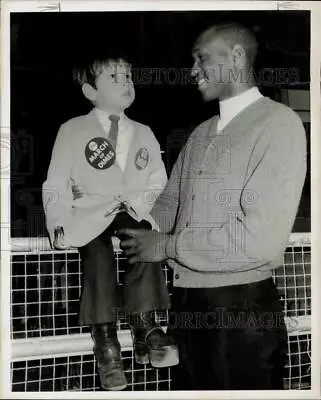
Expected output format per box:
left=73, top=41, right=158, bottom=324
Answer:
left=42, top=123, right=73, bottom=244
left=166, top=111, right=307, bottom=272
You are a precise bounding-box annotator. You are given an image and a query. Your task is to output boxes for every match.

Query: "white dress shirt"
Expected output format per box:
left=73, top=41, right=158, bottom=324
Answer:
left=95, top=107, right=133, bottom=171
left=217, top=86, right=263, bottom=132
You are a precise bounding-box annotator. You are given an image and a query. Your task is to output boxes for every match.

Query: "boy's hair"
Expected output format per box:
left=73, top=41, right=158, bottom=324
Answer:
left=73, top=48, right=131, bottom=88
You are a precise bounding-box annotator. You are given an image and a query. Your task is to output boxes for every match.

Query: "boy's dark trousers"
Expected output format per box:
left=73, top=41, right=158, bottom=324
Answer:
left=78, top=212, right=170, bottom=324
left=77, top=212, right=176, bottom=390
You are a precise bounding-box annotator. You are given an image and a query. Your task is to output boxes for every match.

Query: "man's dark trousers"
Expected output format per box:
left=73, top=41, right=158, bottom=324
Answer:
left=168, top=278, right=288, bottom=390
left=78, top=212, right=170, bottom=325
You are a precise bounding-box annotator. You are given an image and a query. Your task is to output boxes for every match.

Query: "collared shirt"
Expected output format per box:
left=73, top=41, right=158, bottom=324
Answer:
left=95, top=107, right=133, bottom=171
left=217, top=86, right=263, bottom=132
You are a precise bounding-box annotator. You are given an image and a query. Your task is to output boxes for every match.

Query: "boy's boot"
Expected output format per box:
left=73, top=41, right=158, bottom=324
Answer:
left=129, top=312, right=179, bottom=368
left=91, top=323, right=127, bottom=391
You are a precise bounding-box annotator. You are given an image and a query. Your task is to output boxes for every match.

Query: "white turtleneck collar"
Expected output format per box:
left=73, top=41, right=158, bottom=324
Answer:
left=217, top=86, right=263, bottom=132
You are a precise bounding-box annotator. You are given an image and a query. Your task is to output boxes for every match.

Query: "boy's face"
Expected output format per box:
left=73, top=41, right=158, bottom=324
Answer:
left=84, top=61, right=135, bottom=113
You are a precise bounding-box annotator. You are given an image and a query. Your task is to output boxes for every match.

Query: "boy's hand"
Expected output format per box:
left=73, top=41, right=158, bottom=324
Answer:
left=119, top=229, right=169, bottom=264
left=53, top=226, right=70, bottom=250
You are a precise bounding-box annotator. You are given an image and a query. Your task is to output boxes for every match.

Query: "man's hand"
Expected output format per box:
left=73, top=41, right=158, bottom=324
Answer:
left=118, top=229, right=169, bottom=264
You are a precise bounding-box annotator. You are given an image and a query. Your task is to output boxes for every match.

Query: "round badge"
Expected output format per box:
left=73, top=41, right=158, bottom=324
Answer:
left=85, top=137, right=116, bottom=170
left=135, top=147, right=149, bottom=170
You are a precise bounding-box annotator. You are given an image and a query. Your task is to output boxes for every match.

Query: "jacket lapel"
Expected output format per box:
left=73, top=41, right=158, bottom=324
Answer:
left=123, top=121, right=138, bottom=183
left=85, top=109, right=123, bottom=171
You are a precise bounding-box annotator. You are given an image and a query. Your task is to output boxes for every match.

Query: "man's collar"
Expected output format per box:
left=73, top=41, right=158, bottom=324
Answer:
left=219, top=86, right=263, bottom=122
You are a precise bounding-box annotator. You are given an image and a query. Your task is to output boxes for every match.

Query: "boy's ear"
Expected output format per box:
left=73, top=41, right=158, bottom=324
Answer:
left=82, top=83, right=97, bottom=102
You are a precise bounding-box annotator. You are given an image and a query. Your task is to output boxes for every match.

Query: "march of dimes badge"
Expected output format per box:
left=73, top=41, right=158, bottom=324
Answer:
left=85, top=137, right=115, bottom=170
left=135, top=147, right=149, bottom=170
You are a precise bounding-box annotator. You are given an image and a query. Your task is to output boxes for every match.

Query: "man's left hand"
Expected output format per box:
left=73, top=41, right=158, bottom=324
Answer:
left=118, top=229, right=169, bottom=264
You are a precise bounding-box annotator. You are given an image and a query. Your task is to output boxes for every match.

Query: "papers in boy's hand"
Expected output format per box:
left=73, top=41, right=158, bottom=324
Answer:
left=104, top=200, right=137, bottom=219
left=123, top=202, right=138, bottom=220
left=70, top=191, right=137, bottom=219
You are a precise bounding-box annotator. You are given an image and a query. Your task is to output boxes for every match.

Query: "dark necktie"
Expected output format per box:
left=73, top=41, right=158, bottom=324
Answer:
left=108, top=114, right=120, bottom=149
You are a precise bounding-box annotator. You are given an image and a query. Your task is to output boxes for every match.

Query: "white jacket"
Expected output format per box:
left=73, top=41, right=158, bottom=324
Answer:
left=42, top=109, right=167, bottom=247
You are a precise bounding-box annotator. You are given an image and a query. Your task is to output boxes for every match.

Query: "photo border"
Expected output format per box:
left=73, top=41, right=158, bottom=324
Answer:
left=1, top=1, right=320, bottom=399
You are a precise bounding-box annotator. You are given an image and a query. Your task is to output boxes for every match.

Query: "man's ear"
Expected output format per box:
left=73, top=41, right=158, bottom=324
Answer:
left=232, top=44, right=246, bottom=67
left=82, top=83, right=97, bottom=102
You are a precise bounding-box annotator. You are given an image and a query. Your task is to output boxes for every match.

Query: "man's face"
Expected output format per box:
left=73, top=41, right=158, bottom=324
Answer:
left=191, top=36, right=234, bottom=102
left=91, top=61, right=135, bottom=113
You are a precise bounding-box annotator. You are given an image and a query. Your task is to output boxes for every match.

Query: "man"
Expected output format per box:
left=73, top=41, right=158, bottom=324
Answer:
left=119, top=22, right=307, bottom=390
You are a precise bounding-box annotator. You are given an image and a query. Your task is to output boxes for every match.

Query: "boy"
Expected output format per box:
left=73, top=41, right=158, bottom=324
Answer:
left=42, top=49, right=178, bottom=391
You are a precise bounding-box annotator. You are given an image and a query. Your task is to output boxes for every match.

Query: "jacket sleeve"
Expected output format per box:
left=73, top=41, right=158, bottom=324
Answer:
left=150, top=143, right=186, bottom=233
left=42, top=123, right=73, bottom=244
left=165, top=112, right=307, bottom=272
left=125, top=127, right=168, bottom=221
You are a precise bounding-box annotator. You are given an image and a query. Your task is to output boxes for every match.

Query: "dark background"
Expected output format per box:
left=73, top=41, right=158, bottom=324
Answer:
left=10, top=11, right=311, bottom=237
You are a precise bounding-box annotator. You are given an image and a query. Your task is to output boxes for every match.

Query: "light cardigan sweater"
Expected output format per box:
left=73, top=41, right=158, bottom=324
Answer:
left=151, top=97, right=307, bottom=287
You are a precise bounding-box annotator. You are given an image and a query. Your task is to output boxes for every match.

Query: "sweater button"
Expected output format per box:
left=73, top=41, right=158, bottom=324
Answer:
left=198, top=171, right=202, bottom=175
left=192, top=194, right=195, bottom=200
left=175, top=274, right=179, bottom=280
left=185, top=222, right=190, bottom=227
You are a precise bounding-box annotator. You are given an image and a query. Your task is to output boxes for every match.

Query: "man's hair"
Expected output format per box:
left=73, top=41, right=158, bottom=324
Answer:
left=196, top=22, right=258, bottom=66
left=73, top=47, right=131, bottom=88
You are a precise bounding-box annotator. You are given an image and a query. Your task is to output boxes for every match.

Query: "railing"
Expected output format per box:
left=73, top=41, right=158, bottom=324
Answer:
left=10, top=233, right=311, bottom=391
